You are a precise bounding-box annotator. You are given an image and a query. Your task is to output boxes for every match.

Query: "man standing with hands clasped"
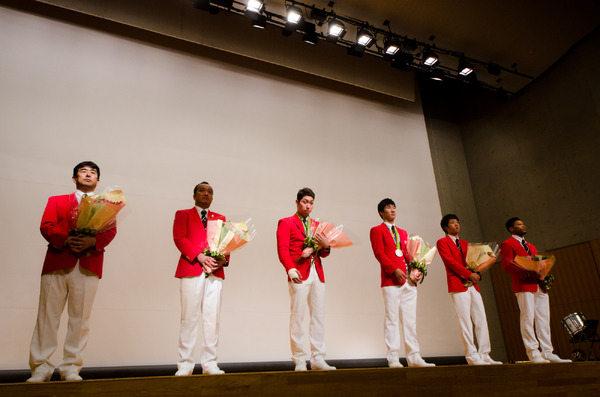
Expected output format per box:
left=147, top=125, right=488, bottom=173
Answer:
left=369, top=198, right=434, bottom=368
left=173, top=182, right=229, bottom=376
left=500, top=217, right=570, bottom=363
left=27, top=161, right=117, bottom=383
left=276, top=187, right=336, bottom=371
left=437, top=214, right=501, bottom=366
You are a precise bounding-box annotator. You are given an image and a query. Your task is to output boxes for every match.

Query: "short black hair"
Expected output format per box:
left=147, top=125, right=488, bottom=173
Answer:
left=377, top=198, right=396, bottom=219
left=194, top=181, right=211, bottom=195
left=296, top=187, right=315, bottom=201
left=440, top=213, right=459, bottom=234
left=73, top=161, right=100, bottom=179
left=505, top=217, right=522, bottom=232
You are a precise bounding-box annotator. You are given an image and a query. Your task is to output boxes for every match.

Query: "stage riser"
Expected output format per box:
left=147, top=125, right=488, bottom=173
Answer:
left=1, top=362, right=598, bottom=397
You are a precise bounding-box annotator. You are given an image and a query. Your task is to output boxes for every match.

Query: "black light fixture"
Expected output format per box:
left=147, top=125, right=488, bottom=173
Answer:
left=458, top=59, right=474, bottom=76
left=252, top=14, right=267, bottom=29
left=429, top=69, right=444, bottom=81
left=422, top=48, right=439, bottom=67
left=356, top=28, right=374, bottom=47
left=391, top=52, right=414, bottom=71
left=302, top=22, right=319, bottom=45
left=245, top=0, right=264, bottom=14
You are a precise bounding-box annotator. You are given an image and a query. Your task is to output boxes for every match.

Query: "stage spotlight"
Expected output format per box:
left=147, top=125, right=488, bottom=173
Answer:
left=384, top=38, right=401, bottom=56
left=458, top=59, right=474, bottom=76
left=246, top=0, right=264, bottom=14
left=356, top=28, right=374, bottom=47
left=429, top=69, right=444, bottom=81
left=327, top=19, right=346, bottom=40
left=286, top=5, right=303, bottom=24
left=302, top=22, right=318, bottom=45
left=422, top=49, right=439, bottom=67
left=252, top=14, right=267, bottom=29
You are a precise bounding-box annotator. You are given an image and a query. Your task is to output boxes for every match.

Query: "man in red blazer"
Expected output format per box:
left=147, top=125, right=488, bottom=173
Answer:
left=276, top=187, right=335, bottom=371
left=370, top=198, right=434, bottom=368
left=173, top=182, right=229, bottom=376
left=27, top=161, right=117, bottom=383
left=436, top=214, right=501, bottom=366
left=500, top=217, right=570, bottom=363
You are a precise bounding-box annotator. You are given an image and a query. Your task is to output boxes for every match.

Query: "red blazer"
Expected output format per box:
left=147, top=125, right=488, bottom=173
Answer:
left=500, top=237, right=540, bottom=293
left=40, top=194, right=116, bottom=278
left=173, top=208, right=227, bottom=279
left=370, top=223, right=409, bottom=287
left=437, top=236, right=479, bottom=293
left=276, top=215, right=329, bottom=282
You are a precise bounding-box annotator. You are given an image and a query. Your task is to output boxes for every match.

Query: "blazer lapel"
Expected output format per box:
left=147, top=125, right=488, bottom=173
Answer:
left=190, top=207, right=205, bottom=231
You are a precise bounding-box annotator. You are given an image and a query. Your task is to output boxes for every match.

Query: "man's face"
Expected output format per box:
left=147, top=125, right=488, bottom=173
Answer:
left=510, top=220, right=527, bottom=236
left=379, top=204, right=396, bottom=223
left=72, top=166, right=99, bottom=193
left=444, top=218, right=460, bottom=236
left=296, top=195, right=314, bottom=218
left=194, top=184, right=213, bottom=209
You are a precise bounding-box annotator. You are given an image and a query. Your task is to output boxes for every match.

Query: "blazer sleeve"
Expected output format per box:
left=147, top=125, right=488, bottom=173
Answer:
left=40, top=197, right=69, bottom=249
left=94, top=226, right=116, bottom=251
left=370, top=227, right=398, bottom=276
left=437, top=238, right=472, bottom=280
left=173, top=210, right=203, bottom=262
left=276, top=218, right=296, bottom=271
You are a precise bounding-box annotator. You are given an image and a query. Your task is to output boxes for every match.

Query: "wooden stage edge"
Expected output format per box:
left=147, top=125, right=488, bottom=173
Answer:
left=1, top=362, right=599, bottom=397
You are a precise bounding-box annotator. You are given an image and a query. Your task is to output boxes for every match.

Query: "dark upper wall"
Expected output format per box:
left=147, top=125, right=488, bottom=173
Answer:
left=460, top=27, right=600, bottom=252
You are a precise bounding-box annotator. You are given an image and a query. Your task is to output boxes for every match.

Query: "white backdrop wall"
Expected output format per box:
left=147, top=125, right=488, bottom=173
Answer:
left=0, top=6, right=463, bottom=370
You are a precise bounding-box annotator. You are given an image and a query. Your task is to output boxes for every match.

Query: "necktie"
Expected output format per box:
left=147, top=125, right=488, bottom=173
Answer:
left=521, top=239, right=531, bottom=255
left=201, top=210, right=207, bottom=229
left=456, top=238, right=463, bottom=255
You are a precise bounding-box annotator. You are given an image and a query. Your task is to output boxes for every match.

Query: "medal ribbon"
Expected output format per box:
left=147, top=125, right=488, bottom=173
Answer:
left=390, top=225, right=402, bottom=252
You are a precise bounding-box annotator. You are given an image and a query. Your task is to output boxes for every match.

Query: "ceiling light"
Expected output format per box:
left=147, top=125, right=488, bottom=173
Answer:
left=246, top=0, right=264, bottom=14
left=423, top=49, right=439, bottom=67
left=384, top=38, right=401, bottom=56
left=286, top=5, right=303, bottom=24
left=458, top=59, right=474, bottom=76
left=327, top=19, right=345, bottom=39
left=356, top=28, right=374, bottom=47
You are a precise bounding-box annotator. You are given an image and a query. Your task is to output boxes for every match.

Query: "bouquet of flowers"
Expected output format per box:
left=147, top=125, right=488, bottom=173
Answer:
left=298, top=220, right=352, bottom=262
left=464, top=242, right=499, bottom=287
left=203, top=218, right=256, bottom=276
left=405, top=235, right=438, bottom=284
left=512, top=254, right=555, bottom=279
left=512, top=254, right=556, bottom=291
left=69, top=186, right=127, bottom=236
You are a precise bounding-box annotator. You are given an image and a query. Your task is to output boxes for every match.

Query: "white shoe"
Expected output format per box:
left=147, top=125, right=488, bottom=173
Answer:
left=480, top=354, right=502, bottom=365
left=530, top=355, right=550, bottom=364
left=175, top=362, right=194, bottom=376
left=542, top=352, right=571, bottom=363
left=294, top=362, right=307, bottom=371
left=408, top=357, right=435, bottom=368
left=466, top=354, right=490, bottom=366
left=202, top=364, right=225, bottom=375
left=26, top=366, right=53, bottom=383
left=310, top=357, right=336, bottom=371
left=61, top=372, right=83, bottom=382
left=388, top=358, right=403, bottom=368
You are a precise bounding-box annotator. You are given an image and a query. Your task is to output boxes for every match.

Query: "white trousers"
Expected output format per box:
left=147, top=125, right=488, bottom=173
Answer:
left=516, top=287, right=553, bottom=359
left=382, top=283, right=421, bottom=364
left=29, top=263, right=100, bottom=376
left=450, top=286, right=491, bottom=358
left=288, top=264, right=326, bottom=364
left=178, top=275, right=223, bottom=367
